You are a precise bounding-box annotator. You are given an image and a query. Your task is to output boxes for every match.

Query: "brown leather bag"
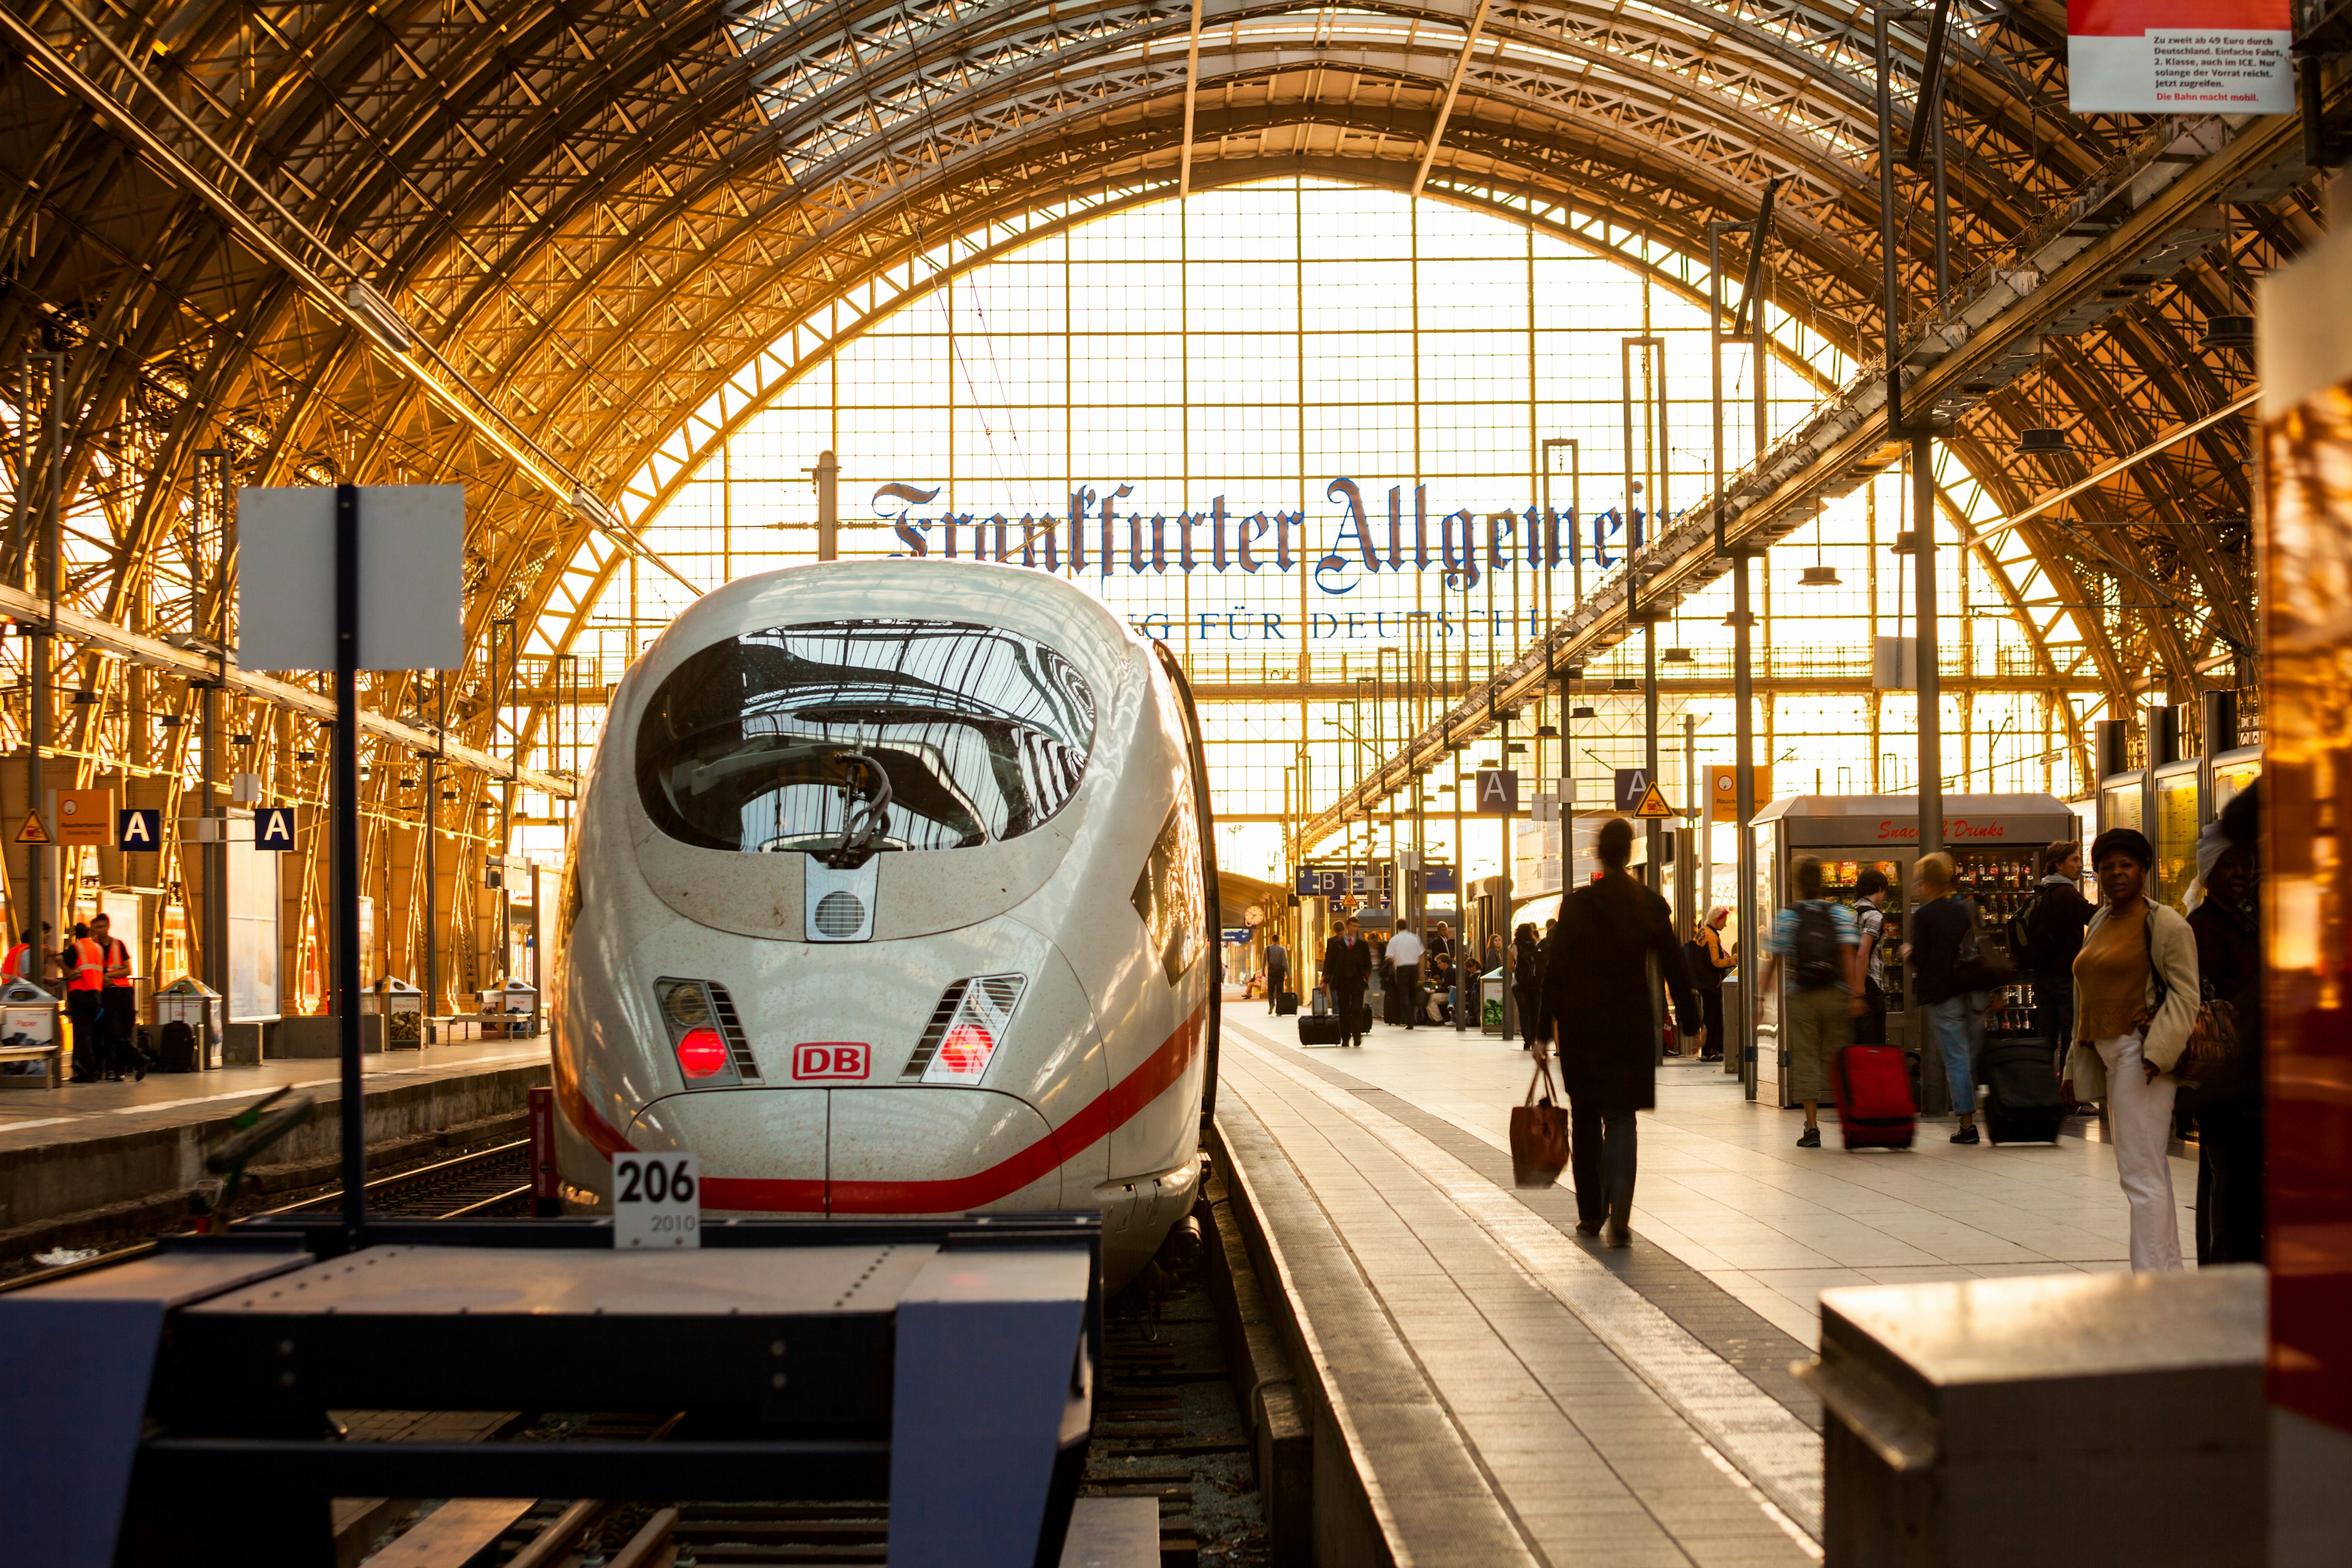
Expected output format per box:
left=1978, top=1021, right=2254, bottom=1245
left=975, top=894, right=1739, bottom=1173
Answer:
left=1510, top=1055, right=1570, bottom=1188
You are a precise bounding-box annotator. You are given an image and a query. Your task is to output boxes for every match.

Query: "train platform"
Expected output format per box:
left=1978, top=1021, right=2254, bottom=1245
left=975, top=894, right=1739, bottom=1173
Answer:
left=0, top=1039, right=548, bottom=1262
left=1212, top=1012, right=2198, bottom=1565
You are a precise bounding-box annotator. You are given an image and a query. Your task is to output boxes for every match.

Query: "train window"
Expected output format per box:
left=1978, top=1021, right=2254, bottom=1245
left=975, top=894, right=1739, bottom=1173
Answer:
left=1131, top=774, right=1206, bottom=984
left=635, top=618, right=1096, bottom=854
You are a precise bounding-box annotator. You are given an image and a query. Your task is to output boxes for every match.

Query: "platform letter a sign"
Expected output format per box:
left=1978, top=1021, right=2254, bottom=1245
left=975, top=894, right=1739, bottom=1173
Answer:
left=255, top=807, right=296, bottom=850
left=118, top=809, right=160, bottom=851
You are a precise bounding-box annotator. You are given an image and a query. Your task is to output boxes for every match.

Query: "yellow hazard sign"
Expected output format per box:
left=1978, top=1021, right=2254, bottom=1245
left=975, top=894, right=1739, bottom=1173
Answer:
left=1631, top=783, right=1679, bottom=820
left=14, top=810, right=49, bottom=845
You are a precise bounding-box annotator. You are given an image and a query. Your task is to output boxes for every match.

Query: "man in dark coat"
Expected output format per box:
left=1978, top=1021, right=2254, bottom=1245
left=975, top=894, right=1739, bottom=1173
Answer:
left=1321, top=918, right=1374, bottom=1048
left=1533, top=818, right=1699, bottom=1246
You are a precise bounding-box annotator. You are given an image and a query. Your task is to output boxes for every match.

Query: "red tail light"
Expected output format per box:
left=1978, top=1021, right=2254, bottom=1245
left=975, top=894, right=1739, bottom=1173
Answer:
left=676, top=1025, right=729, bottom=1079
left=935, top=1022, right=997, bottom=1079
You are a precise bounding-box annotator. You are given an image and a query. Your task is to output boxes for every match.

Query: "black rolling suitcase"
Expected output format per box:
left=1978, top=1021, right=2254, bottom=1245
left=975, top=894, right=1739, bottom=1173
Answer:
left=1275, top=989, right=1298, bottom=1016
left=1297, top=1013, right=1346, bottom=1046
left=1980, top=1038, right=2066, bottom=1143
left=157, top=1019, right=200, bottom=1073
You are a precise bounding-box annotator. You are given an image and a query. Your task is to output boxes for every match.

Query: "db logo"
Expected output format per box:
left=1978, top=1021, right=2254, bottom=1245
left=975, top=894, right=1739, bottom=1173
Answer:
left=793, top=1042, right=870, bottom=1080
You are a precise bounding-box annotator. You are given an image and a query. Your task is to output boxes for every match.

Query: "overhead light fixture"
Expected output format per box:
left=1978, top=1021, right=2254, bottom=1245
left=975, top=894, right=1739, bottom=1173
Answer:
left=1505, top=742, right=1528, bottom=753
left=1535, top=724, right=1559, bottom=738
left=296, top=750, right=315, bottom=764
left=1891, top=530, right=1920, bottom=555
left=2203, top=314, right=2254, bottom=349
left=2018, top=427, right=2067, bottom=456
left=232, top=732, right=253, bottom=744
left=1477, top=757, right=1499, bottom=768
left=1572, top=704, right=1597, bottom=719
left=1662, top=647, right=1694, bottom=664
left=1611, top=676, right=1637, bottom=692
left=1800, top=564, right=1842, bottom=586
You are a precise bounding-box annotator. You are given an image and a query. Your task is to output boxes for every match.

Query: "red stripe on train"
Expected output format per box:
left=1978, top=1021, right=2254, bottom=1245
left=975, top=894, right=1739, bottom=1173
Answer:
left=557, top=1003, right=1206, bottom=1213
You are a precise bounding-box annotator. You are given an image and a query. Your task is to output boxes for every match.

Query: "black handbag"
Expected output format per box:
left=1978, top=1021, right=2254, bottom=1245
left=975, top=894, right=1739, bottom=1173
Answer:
left=1951, top=899, right=2015, bottom=992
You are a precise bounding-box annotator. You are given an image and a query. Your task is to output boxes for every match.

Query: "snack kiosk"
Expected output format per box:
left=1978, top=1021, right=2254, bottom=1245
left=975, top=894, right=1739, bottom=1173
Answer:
left=1748, top=793, right=2077, bottom=1114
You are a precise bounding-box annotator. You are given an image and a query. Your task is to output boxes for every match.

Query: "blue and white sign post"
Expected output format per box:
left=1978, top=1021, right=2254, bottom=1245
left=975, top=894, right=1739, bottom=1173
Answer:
left=239, top=483, right=462, bottom=1243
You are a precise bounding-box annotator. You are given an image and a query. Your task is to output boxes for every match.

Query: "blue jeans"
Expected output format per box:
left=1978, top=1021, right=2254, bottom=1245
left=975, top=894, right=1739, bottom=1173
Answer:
left=1925, top=994, right=1986, bottom=1116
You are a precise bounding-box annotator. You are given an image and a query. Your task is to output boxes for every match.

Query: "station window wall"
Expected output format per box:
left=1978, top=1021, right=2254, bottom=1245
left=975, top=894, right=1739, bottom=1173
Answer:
left=524, top=180, right=2107, bottom=879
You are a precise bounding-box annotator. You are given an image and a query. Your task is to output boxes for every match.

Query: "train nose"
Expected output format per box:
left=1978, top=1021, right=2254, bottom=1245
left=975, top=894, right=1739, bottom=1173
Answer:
left=630, top=1089, right=827, bottom=1212
left=628, top=1086, right=1063, bottom=1215
left=826, top=1088, right=1061, bottom=1214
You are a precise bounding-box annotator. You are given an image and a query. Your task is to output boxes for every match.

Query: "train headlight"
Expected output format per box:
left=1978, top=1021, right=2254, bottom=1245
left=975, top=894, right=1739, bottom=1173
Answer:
left=653, top=977, right=758, bottom=1086
left=916, top=974, right=1025, bottom=1085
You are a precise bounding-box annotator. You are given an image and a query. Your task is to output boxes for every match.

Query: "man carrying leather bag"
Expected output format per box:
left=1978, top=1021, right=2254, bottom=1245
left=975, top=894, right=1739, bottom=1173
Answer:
left=1531, top=818, right=1700, bottom=1247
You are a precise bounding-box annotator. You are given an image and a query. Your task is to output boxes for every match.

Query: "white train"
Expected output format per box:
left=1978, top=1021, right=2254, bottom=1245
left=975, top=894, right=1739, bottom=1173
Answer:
left=548, top=559, right=1219, bottom=1284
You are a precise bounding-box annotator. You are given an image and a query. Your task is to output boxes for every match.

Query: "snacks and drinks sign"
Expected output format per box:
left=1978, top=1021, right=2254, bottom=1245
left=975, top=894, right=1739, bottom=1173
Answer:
left=2067, top=0, right=2293, bottom=113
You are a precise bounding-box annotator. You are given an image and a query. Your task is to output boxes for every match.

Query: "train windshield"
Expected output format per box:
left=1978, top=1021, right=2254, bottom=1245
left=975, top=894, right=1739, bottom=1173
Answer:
left=635, top=619, right=1097, bottom=854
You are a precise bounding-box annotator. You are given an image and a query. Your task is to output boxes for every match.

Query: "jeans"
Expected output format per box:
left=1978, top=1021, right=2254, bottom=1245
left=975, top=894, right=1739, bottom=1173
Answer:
left=67, top=989, right=103, bottom=1079
left=1852, top=979, right=1887, bottom=1046
left=2096, top=1032, right=2182, bottom=1271
left=1924, top=994, right=1986, bottom=1117
left=1394, top=964, right=1419, bottom=1027
left=2036, top=974, right=2075, bottom=1071
left=1266, top=972, right=1287, bottom=1013
left=1570, top=1103, right=1637, bottom=1231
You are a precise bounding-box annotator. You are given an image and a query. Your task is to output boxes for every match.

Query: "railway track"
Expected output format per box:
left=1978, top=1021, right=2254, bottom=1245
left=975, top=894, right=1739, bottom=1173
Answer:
left=0, top=1140, right=538, bottom=1295
left=258, top=1137, right=535, bottom=1219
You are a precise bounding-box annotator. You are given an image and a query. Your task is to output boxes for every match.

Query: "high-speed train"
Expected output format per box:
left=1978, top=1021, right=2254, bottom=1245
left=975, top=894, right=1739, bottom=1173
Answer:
left=548, top=558, right=1220, bottom=1285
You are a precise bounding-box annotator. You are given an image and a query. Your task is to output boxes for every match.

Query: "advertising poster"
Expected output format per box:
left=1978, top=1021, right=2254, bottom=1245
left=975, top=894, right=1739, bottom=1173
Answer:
left=2067, top=0, right=2294, bottom=113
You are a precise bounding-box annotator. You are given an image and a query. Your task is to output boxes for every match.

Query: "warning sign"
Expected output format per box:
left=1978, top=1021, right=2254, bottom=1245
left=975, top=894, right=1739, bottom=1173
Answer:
left=1632, top=783, right=1679, bottom=820
left=14, top=812, right=48, bottom=845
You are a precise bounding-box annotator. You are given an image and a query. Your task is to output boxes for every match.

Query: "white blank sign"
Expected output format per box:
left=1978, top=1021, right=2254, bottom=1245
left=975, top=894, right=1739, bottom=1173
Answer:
left=236, top=484, right=464, bottom=671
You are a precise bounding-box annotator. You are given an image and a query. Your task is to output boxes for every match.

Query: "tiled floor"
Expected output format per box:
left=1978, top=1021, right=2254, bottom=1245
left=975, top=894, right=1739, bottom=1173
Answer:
left=0, top=1038, right=547, bottom=1153
left=1242, top=1010, right=2193, bottom=1344
left=1216, top=1008, right=2201, bottom=1564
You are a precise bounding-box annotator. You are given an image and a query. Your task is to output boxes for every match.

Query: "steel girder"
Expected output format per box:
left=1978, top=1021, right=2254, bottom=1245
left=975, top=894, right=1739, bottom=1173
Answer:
left=0, top=0, right=2312, bottom=850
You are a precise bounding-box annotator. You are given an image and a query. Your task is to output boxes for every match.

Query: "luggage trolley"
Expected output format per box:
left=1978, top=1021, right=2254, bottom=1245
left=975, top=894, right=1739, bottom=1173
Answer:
left=1746, top=794, right=2078, bottom=1114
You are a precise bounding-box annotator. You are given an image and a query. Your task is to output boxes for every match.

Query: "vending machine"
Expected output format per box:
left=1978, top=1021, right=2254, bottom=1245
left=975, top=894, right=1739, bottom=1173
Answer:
left=1747, top=794, right=2078, bottom=1112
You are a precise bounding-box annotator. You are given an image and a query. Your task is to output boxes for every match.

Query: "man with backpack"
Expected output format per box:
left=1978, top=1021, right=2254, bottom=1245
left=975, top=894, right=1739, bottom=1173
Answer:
left=1758, top=856, right=1863, bottom=1148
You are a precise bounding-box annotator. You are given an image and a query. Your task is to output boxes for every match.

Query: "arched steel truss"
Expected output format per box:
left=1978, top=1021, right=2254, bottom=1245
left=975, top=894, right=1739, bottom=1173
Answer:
left=0, top=0, right=2322, bottom=993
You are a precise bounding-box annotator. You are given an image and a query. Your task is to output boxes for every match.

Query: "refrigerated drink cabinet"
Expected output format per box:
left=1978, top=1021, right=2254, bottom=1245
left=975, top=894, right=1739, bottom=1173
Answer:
left=1747, top=794, right=2079, bottom=1113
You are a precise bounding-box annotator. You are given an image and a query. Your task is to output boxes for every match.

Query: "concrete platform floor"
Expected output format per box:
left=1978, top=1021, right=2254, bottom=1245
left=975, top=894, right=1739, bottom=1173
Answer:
left=1241, top=1011, right=2194, bottom=1343
left=1216, top=1010, right=2203, bottom=1564
left=0, top=1038, right=546, bottom=1154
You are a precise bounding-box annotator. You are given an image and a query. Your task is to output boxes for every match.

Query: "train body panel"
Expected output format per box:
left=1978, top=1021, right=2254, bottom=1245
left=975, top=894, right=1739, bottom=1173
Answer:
left=551, top=558, right=1215, bottom=1286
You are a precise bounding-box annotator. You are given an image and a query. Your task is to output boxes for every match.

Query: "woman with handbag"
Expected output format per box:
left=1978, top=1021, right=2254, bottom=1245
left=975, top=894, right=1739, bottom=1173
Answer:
left=2064, top=827, right=2200, bottom=1272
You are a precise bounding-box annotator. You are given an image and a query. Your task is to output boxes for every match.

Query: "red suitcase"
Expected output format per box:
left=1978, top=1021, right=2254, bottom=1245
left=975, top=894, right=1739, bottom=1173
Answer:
left=1832, top=1044, right=1917, bottom=1149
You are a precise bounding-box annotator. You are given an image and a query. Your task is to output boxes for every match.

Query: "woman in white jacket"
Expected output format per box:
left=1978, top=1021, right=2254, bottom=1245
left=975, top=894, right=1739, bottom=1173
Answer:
left=2063, top=827, right=2200, bottom=1270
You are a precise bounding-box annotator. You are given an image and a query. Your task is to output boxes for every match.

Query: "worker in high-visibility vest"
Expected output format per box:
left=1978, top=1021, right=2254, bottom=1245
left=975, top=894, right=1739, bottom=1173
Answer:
left=89, top=912, right=145, bottom=1081
left=2, top=922, right=51, bottom=984
left=66, top=922, right=105, bottom=1082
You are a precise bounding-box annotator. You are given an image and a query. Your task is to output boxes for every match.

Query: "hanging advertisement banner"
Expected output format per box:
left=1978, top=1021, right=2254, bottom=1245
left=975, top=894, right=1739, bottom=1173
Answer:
left=2066, top=0, right=2293, bottom=114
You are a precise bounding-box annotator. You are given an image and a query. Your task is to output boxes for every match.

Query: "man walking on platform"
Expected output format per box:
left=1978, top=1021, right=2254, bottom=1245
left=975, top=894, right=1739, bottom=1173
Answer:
left=1264, top=936, right=1290, bottom=1014
left=1760, top=856, right=1863, bottom=1148
left=1385, top=924, right=1425, bottom=1030
left=1321, top=918, right=1373, bottom=1049
left=1532, top=818, right=1700, bottom=1247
